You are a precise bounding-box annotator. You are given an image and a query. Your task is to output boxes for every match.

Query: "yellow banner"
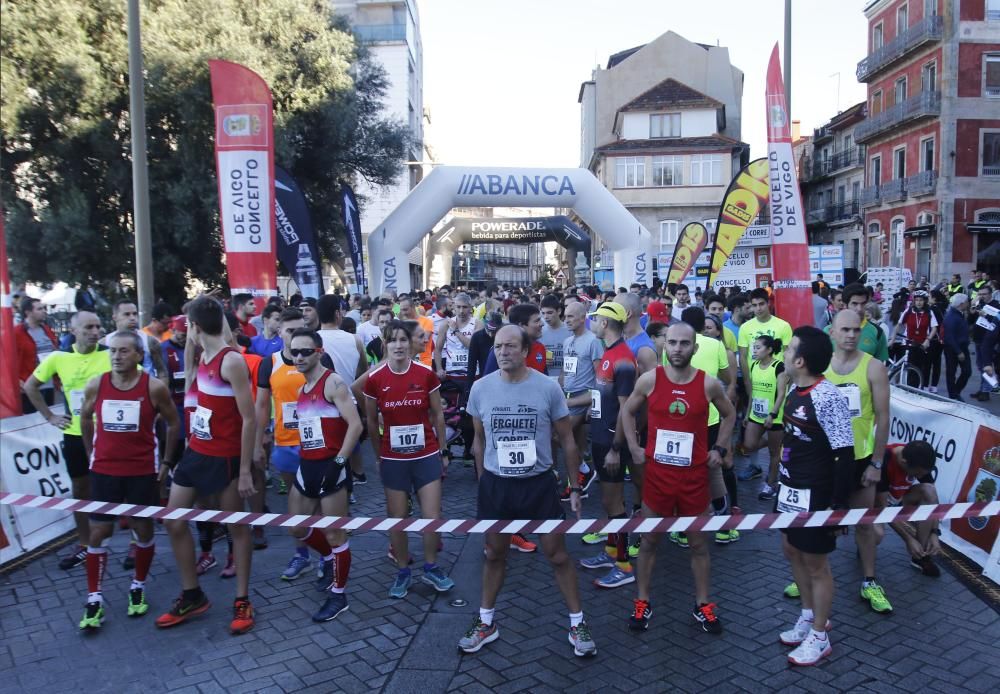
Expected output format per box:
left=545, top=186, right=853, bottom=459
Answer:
left=667, top=222, right=708, bottom=286
left=707, top=158, right=770, bottom=287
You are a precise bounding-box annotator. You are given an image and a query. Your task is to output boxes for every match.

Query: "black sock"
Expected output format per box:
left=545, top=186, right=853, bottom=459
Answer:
left=196, top=522, right=213, bottom=553
left=864, top=576, right=876, bottom=583
left=236, top=595, right=249, bottom=603
left=182, top=587, right=203, bottom=603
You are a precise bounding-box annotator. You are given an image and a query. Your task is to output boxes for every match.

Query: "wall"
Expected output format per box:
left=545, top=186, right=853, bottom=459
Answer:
left=958, top=42, right=1000, bottom=96
left=867, top=121, right=941, bottom=180
left=955, top=118, right=1000, bottom=175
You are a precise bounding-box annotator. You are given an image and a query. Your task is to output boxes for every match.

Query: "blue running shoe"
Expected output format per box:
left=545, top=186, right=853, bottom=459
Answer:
left=594, top=565, right=635, bottom=589
left=579, top=551, right=616, bottom=569
left=312, top=592, right=349, bottom=622
left=315, top=558, right=333, bottom=592
left=389, top=570, right=412, bottom=599
left=737, top=466, right=763, bottom=482
left=281, top=554, right=310, bottom=581
left=420, top=566, right=455, bottom=592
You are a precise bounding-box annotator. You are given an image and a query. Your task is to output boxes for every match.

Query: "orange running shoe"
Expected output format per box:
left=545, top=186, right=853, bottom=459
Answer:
left=509, top=534, right=537, bottom=553
left=230, top=598, right=255, bottom=634
left=155, top=593, right=210, bottom=628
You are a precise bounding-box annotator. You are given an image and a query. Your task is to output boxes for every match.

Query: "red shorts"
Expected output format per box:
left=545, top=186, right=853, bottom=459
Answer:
left=641, top=460, right=710, bottom=517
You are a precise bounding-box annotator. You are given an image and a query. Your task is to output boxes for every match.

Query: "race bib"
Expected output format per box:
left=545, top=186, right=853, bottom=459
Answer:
left=838, top=383, right=862, bottom=418
left=281, top=401, right=299, bottom=430
left=390, top=424, right=425, bottom=453
left=69, top=389, right=84, bottom=417
left=101, top=400, right=140, bottom=432
left=563, top=356, right=578, bottom=375
left=977, top=315, right=996, bottom=331
left=299, top=416, right=325, bottom=450
left=776, top=483, right=811, bottom=513
left=172, top=371, right=185, bottom=383
left=589, top=389, right=602, bottom=419
left=191, top=406, right=212, bottom=440
left=497, top=439, right=537, bottom=477
left=751, top=397, right=770, bottom=419
left=450, top=351, right=469, bottom=366
left=653, top=430, right=694, bottom=466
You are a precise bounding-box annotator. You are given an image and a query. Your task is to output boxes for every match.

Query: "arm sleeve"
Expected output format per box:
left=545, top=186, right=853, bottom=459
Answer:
left=256, top=355, right=273, bottom=390
left=813, top=386, right=856, bottom=508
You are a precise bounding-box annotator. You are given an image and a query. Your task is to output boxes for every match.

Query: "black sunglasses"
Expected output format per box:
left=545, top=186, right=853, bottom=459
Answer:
left=289, top=348, right=318, bottom=357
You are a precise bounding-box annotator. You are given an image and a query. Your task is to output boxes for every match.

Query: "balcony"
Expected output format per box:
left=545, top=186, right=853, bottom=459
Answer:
left=854, top=90, right=940, bottom=143
left=882, top=178, right=907, bottom=203
left=813, top=126, right=834, bottom=143
left=907, top=170, right=937, bottom=196
left=860, top=185, right=881, bottom=208
left=856, top=15, right=943, bottom=82
left=807, top=207, right=831, bottom=225
left=354, top=23, right=406, bottom=42
left=807, top=147, right=866, bottom=181
left=831, top=199, right=861, bottom=221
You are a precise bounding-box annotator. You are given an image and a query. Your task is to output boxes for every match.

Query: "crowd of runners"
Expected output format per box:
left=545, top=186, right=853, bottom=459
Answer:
left=16, top=276, right=953, bottom=666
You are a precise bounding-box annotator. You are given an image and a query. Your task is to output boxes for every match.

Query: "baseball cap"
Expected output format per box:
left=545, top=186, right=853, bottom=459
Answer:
left=171, top=315, right=187, bottom=332
left=485, top=311, right=504, bottom=330
left=646, top=301, right=670, bottom=323
left=299, top=297, right=317, bottom=308
left=588, top=302, right=628, bottom=322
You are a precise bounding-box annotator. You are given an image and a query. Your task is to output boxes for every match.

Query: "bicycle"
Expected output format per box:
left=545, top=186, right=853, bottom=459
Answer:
left=887, top=337, right=925, bottom=389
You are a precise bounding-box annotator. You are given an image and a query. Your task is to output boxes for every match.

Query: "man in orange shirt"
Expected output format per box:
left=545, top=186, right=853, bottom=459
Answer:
left=400, top=296, right=434, bottom=367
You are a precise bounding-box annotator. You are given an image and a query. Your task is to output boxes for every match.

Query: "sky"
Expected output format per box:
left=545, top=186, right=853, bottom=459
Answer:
left=419, top=0, right=870, bottom=167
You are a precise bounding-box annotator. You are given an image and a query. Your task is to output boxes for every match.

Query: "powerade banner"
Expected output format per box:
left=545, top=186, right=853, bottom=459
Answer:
left=274, top=166, right=322, bottom=300
left=430, top=216, right=589, bottom=250
left=706, top=158, right=769, bottom=288
left=340, top=183, right=366, bottom=294
left=667, top=222, right=708, bottom=286
left=209, top=59, right=277, bottom=297
left=765, top=44, right=812, bottom=328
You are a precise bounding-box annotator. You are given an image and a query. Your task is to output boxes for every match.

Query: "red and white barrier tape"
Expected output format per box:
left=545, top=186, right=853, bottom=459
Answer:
left=3, top=493, right=999, bottom=535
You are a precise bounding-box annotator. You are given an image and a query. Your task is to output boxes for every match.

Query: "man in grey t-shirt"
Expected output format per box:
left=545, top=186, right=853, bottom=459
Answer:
left=559, top=300, right=603, bottom=495
left=540, top=294, right=572, bottom=381
left=460, top=324, right=597, bottom=659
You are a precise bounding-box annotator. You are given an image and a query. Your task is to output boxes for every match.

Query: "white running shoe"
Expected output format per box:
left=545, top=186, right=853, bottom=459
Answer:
left=787, top=630, right=832, bottom=666
left=779, top=616, right=831, bottom=646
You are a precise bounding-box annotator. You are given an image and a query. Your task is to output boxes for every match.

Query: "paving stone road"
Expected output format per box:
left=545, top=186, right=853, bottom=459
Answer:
left=2, top=448, right=999, bottom=694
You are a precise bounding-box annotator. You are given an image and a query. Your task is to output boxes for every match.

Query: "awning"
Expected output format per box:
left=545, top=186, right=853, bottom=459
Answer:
left=903, top=224, right=935, bottom=237
left=968, top=223, right=1000, bottom=234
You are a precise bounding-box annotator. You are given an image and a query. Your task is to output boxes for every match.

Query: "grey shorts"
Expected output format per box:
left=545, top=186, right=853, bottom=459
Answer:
left=380, top=453, right=442, bottom=493
left=565, top=389, right=591, bottom=417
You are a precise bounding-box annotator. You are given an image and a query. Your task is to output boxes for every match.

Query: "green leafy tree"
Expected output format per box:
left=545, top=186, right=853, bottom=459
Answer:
left=533, top=263, right=556, bottom=290
left=1, top=0, right=410, bottom=306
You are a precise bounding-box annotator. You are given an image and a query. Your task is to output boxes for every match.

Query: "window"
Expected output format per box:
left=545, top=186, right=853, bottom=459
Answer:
left=651, top=156, right=683, bottom=186
left=989, top=0, right=1000, bottom=21
left=690, top=154, right=722, bottom=185
left=985, top=55, right=1000, bottom=97
left=843, top=134, right=853, bottom=152
left=891, top=218, right=905, bottom=264
left=925, top=0, right=937, bottom=17
left=871, top=155, right=882, bottom=185
left=922, top=61, right=937, bottom=93
left=703, top=219, right=717, bottom=245
left=871, top=90, right=883, bottom=115
left=837, top=185, right=846, bottom=205
left=659, top=220, right=679, bottom=253
left=650, top=113, right=681, bottom=138
left=921, top=137, right=935, bottom=171
left=615, top=157, right=645, bottom=187
left=894, top=147, right=906, bottom=179
left=852, top=181, right=861, bottom=205
left=897, top=4, right=908, bottom=36
left=873, top=23, right=883, bottom=50
left=983, top=132, right=1000, bottom=176
left=894, top=76, right=908, bottom=105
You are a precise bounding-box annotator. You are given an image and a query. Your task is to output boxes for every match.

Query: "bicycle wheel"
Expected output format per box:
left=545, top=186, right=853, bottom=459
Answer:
left=889, top=364, right=923, bottom=389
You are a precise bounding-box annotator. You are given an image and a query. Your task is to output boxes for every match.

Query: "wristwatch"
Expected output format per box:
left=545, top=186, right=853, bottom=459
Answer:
left=334, top=456, right=347, bottom=466
left=611, top=442, right=622, bottom=453
left=869, top=458, right=883, bottom=470
left=711, top=445, right=728, bottom=457
left=440, top=449, right=451, bottom=458
left=769, top=412, right=779, bottom=418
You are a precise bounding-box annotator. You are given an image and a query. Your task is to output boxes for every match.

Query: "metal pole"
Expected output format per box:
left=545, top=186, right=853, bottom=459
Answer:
left=127, top=0, right=154, bottom=324
left=784, top=0, right=792, bottom=116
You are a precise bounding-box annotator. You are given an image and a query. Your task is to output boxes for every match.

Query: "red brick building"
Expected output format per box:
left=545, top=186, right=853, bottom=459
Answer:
left=856, top=0, right=1000, bottom=283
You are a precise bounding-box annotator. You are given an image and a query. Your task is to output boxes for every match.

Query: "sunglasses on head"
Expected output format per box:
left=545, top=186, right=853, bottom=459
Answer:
left=289, top=348, right=318, bottom=357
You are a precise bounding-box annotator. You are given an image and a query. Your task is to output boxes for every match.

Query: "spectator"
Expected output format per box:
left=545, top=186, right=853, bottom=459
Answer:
left=15, top=297, right=59, bottom=413
left=943, top=294, right=971, bottom=401
left=811, top=282, right=829, bottom=329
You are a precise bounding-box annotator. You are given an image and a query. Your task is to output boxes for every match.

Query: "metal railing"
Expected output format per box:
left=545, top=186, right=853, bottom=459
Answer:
left=907, top=170, right=937, bottom=196
left=354, top=23, right=407, bottom=42
left=984, top=165, right=1000, bottom=176
left=807, top=147, right=865, bottom=180
left=882, top=178, right=907, bottom=202
left=807, top=207, right=831, bottom=225
left=856, top=15, right=943, bottom=82
left=830, top=199, right=861, bottom=220
left=860, top=185, right=881, bottom=208
left=854, top=90, right=940, bottom=143
left=813, top=126, right=833, bottom=142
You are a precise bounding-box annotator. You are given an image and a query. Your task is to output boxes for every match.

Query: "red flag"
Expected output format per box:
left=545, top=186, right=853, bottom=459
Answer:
left=0, top=212, right=22, bottom=418
left=209, top=60, right=277, bottom=297
left=765, top=43, right=812, bottom=328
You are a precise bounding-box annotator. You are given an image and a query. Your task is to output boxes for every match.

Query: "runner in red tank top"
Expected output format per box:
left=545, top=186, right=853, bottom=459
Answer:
left=621, top=322, right=735, bottom=635
left=156, top=296, right=258, bottom=635
left=76, top=331, right=180, bottom=630
left=286, top=329, right=362, bottom=622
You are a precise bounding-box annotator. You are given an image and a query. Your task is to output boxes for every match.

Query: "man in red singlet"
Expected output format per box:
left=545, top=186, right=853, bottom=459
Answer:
left=621, top=322, right=735, bottom=634
left=77, top=332, right=180, bottom=630
left=155, top=296, right=258, bottom=635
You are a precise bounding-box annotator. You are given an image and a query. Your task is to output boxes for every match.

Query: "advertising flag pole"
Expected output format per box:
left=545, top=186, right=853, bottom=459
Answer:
left=127, top=0, right=155, bottom=323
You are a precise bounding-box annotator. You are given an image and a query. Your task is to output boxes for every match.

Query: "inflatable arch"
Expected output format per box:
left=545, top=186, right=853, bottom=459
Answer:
left=366, top=166, right=654, bottom=295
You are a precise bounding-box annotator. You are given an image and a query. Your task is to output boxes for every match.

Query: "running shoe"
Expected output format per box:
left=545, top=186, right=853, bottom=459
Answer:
left=628, top=536, right=641, bottom=559
left=315, top=558, right=333, bottom=592
left=79, top=601, right=104, bottom=630
left=230, top=598, right=254, bottom=634
left=594, top=565, right=635, bottom=589
left=693, top=602, right=722, bottom=634
left=312, top=592, right=349, bottom=622
left=122, top=542, right=137, bottom=570
left=860, top=581, right=893, bottom=614
left=581, top=532, right=607, bottom=545
left=559, top=485, right=588, bottom=502
left=737, top=466, right=763, bottom=482
left=579, top=551, right=616, bottom=569
left=787, top=631, right=832, bottom=666
left=220, top=554, right=236, bottom=579
left=458, top=618, right=499, bottom=653
left=349, top=492, right=357, bottom=505
left=783, top=582, right=800, bottom=598
left=910, top=556, right=941, bottom=577
left=59, top=545, right=87, bottom=571
left=758, top=483, right=777, bottom=501
left=389, top=570, right=412, bottom=599
left=127, top=588, right=149, bottom=617
left=509, top=534, right=536, bottom=553
left=252, top=527, right=268, bottom=550
left=629, top=599, right=652, bottom=631
left=195, top=553, right=217, bottom=576
left=580, top=467, right=598, bottom=492
left=714, top=529, right=741, bottom=545
left=386, top=546, right=414, bottom=566
left=353, top=472, right=368, bottom=485
left=277, top=479, right=288, bottom=495
left=155, top=592, right=210, bottom=628
left=421, top=566, right=455, bottom=592
left=281, top=553, right=310, bottom=580
left=568, top=621, right=597, bottom=657
left=669, top=532, right=689, bottom=548
left=779, top=617, right=831, bottom=646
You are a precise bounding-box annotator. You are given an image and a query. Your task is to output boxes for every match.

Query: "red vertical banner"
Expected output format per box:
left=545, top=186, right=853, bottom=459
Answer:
left=765, top=43, right=812, bottom=329
left=209, top=60, right=277, bottom=297
left=0, top=212, right=22, bottom=418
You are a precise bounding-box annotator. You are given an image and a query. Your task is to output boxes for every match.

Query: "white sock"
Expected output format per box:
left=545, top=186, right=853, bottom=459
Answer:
left=130, top=579, right=145, bottom=591
left=579, top=462, right=591, bottom=474
left=810, top=627, right=828, bottom=641
left=801, top=608, right=815, bottom=622
left=479, top=607, right=495, bottom=626
left=87, top=592, right=103, bottom=604
left=569, top=611, right=584, bottom=628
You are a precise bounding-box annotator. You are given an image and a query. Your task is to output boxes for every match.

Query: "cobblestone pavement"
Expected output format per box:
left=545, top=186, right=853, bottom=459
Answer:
left=2, top=449, right=999, bottom=694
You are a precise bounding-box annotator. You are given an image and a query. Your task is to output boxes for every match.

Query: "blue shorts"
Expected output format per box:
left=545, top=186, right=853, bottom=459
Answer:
left=272, top=444, right=301, bottom=474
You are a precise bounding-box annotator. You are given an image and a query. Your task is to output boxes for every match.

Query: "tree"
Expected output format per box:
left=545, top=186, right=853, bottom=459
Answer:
left=533, top=263, right=556, bottom=290
left=1, top=0, right=410, bottom=306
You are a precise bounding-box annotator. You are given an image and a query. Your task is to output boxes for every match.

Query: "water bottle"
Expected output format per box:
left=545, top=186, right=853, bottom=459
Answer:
left=295, top=244, right=320, bottom=299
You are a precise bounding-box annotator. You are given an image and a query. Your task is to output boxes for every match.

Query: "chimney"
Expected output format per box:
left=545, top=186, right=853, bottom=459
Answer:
left=791, top=120, right=801, bottom=142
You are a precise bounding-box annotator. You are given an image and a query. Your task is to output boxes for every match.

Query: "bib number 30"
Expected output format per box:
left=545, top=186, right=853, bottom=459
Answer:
left=497, top=439, right=537, bottom=477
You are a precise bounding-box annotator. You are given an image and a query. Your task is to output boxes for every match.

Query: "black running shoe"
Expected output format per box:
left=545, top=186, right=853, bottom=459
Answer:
left=59, top=545, right=87, bottom=571
left=693, top=602, right=722, bottom=634
left=629, top=599, right=652, bottom=631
